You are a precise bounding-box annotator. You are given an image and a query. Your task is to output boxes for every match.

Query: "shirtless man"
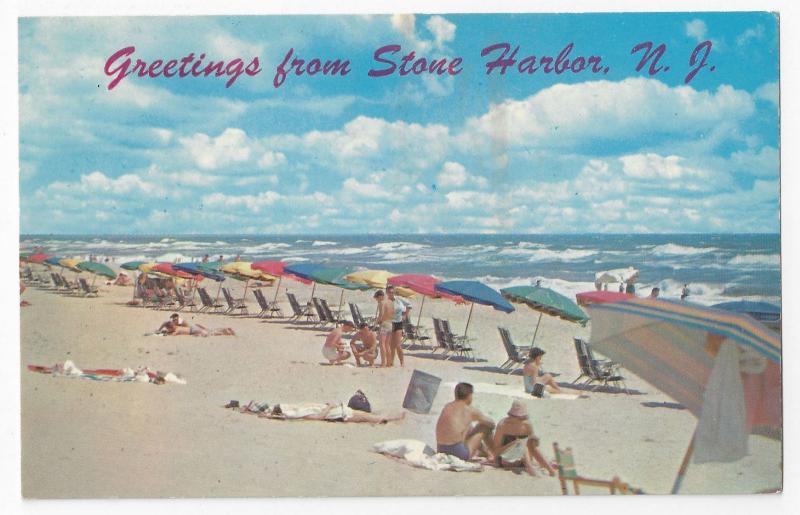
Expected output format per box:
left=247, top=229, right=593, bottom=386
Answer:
left=386, top=286, right=411, bottom=367
left=157, top=314, right=235, bottom=336
left=523, top=347, right=561, bottom=394
left=350, top=322, right=378, bottom=366
left=156, top=313, right=188, bottom=333
left=374, top=290, right=394, bottom=367
left=435, top=382, right=496, bottom=461
left=322, top=320, right=354, bottom=365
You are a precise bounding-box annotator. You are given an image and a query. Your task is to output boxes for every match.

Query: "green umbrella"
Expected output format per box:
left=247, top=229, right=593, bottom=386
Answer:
left=501, top=285, right=589, bottom=346
left=120, top=261, right=147, bottom=271
left=77, top=261, right=116, bottom=287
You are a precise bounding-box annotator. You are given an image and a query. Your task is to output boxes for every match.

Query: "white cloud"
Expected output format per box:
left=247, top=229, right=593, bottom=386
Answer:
left=685, top=19, right=708, bottom=42
left=390, top=14, right=457, bottom=52
left=49, top=170, right=164, bottom=196
left=258, top=151, right=287, bottom=169
left=179, top=128, right=252, bottom=170
left=729, top=146, right=779, bottom=177
left=620, top=154, right=707, bottom=180
left=342, top=177, right=393, bottom=199
left=736, top=24, right=765, bottom=46
left=425, top=15, right=457, bottom=50
left=202, top=190, right=282, bottom=213
left=754, top=82, right=778, bottom=106
left=436, top=161, right=488, bottom=189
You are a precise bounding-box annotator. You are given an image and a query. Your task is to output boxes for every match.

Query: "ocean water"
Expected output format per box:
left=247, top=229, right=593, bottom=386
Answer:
left=20, top=234, right=781, bottom=306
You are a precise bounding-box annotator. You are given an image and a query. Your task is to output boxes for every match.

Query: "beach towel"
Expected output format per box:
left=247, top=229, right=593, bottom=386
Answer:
left=373, top=439, right=482, bottom=472
left=442, top=382, right=585, bottom=401
left=28, top=360, right=186, bottom=385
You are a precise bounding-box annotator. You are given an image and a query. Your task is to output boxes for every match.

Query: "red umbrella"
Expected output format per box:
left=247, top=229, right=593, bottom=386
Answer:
left=575, top=290, right=634, bottom=307
left=387, top=274, right=465, bottom=333
left=151, top=262, right=203, bottom=281
left=27, top=253, right=53, bottom=264
left=251, top=260, right=313, bottom=303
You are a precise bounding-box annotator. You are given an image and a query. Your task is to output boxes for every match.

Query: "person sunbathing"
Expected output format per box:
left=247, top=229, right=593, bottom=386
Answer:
left=523, top=347, right=562, bottom=394
left=113, top=272, right=132, bottom=286
left=228, top=400, right=405, bottom=425
left=435, top=382, right=496, bottom=461
left=322, top=321, right=354, bottom=365
left=493, top=401, right=555, bottom=477
left=157, top=318, right=235, bottom=337
left=350, top=322, right=378, bottom=366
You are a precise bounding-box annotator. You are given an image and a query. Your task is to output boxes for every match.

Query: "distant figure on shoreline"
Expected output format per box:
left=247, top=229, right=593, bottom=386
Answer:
left=625, top=281, right=636, bottom=294
left=681, top=284, right=690, bottom=301
left=202, top=254, right=209, bottom=263
left=618, top=282, right=625, bottom=293
left=435, top=382, right=496, bottom=461
left=218, top=255, right=224, bottom=263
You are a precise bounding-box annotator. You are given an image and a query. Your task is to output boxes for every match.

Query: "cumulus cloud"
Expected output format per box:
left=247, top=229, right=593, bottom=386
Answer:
left=754, top=82, right=778, bottom=106
left=685, top=19, right=708, bottom=42
left=436, top=161, right=488, bottom=189
left=179, top=128, right=253, bottom=170
left=737, top=24, right=765, bottom=46
left=202, top=190, right=282, bottom=213
left=390, top=14, right=456, bottom=52
left=258, top=151, right=287, bottom=169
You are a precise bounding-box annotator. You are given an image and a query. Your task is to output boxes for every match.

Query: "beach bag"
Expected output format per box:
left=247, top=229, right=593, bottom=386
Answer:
left=531, top=382, right=546, bottom=398
left=347, top=390, right=371, bottom=413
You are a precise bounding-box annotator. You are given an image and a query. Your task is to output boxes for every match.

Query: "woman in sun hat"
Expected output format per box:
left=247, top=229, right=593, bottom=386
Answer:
left=492, top=400, right=555, bottom=477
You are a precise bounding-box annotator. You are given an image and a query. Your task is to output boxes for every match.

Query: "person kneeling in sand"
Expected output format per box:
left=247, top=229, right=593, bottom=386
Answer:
left=350, top=322, right=378, bottom=366
left=493, top=401, right=555, bottom=477
left=435, top=382, right=496, bottom=461
left=322, top=321, right=354, bottom=365
left=523, top=347, right=561, bottom=394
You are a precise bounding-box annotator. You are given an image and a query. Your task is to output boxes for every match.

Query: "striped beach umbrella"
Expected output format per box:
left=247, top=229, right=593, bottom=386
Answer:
left=586, top=298, right=781, bottom=492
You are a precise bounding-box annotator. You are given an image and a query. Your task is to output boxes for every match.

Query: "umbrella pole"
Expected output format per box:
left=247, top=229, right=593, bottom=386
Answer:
left=671, top=429, right=697, bottom=494
left=338, top=289, right=345, bottom=324
left=531, top=312, right=543, bottom=346
left=464, top=302, right=475, bottom=337
left=215, top=280, right=223, bottom=303
left=272, top=276, right=283, bottom=304
left=310, top=282, right=316, bottom=300
left=242, top=279, right=250, bottom=302
left=415, top=295, right=426, bottom=331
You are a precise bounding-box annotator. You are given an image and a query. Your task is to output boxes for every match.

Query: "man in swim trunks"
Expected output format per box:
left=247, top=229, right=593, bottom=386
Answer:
left=322, top=320, right=354, bottom=364
left=350, top=322, right=378, bottom=367
left=374, top=290, right=394, bottom=367
left=386, top=285, right=411, bottom=367
left=435, top=382, right=496, bottom=461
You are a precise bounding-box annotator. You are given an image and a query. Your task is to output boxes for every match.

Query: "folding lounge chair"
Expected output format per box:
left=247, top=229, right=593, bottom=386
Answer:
left=197, top=287, right=224, bottom=313
left=498, top=327, right=531, bottom=373
left=286, top=292, right=315, bottom=322
left=401, top=320, right=430, bottom=348
left=319, top=299, right=342, bottom=325
left=311, top=298, right=332, bottom=327
left=78, top=278, right=99, bottom=297
left=431, top=318, right=451, bottom=358
left=572, top=338, right=627, bottom=393
left=253, top=289, right=270, bottom=317
left=222, top=287, right=248, bottom=315
left=175, top=288, right=197, bottom=312
left=553, top=442, right=643, bottom=495
left=349, top=302, right=364, bottom=326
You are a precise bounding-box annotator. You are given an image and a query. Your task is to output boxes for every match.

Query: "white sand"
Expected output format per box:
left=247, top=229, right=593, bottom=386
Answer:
left=20, top=275, right=782, bottom=497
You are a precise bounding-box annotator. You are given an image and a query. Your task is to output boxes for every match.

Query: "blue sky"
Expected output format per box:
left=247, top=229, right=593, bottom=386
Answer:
left=19, top=13, right=779, bottom=234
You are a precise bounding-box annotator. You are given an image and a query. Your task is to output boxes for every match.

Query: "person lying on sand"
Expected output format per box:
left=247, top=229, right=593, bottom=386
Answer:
left=322, top=321, right=354, bottom=365
left=523, top=347, right=561, bottom=394
left=227, top=400, right=405, bottom=425
left=435, top=382, right=496, bottom=461
left=156, top=313, right=188, bottom=334
left=493, top=401, right=555, bottom=477
left=156, top=316, right=235, bottom=337
left=350, top=322, right=378, bottom=366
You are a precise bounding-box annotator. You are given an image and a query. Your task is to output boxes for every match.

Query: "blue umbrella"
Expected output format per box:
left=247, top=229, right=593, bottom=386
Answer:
left=173, top=262, right=225, bottom=282
left=712, top=300, right=781, bottom=326
left=435, top=280, right=515, bottom=337
left=44, top=257, right=62, bottom=267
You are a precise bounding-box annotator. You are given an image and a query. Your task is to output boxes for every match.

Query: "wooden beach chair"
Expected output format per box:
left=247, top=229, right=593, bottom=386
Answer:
left=498, top=327, right=531, bottom=373
left=553, top=443, right=643, bottom=495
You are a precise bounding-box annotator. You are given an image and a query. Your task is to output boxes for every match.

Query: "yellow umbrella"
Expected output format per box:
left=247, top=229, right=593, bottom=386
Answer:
left=221, top=261, right=276, bottom=302
left=58, top=258, right=82, bottom=273
left=344, top=269, right=416, bottom=297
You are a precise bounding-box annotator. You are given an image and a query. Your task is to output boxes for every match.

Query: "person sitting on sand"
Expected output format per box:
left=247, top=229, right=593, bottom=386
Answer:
left=322, top=320, right=354, bottom=365
left=113, top=272, right=132, bottom=286
left=523, top=347, right=562, bottom=394
left=493, top=400, right=555, bottom=477
left=350, top=322, right=378, bottom=367
left=228, top=400, right=405, bottom=425
left=435, top=382, right=496, bottom=461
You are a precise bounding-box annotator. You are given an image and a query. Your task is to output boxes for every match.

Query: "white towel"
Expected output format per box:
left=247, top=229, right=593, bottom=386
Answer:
left=373, top=439, right=482, bottom=472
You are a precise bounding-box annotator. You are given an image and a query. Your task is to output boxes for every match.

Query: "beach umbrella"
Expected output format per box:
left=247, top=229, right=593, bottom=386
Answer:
left=44, top=257, right=62, bottom=267
left=712, top=301, right=781, bottom=328
left=435, top=280, right=515, bottom=337
left=76, top=261, right=116, bottom=287
left=19, top=251, right=32, bottom=261
left=174, top=263, right=225, bottom=282
left=586, top=298, right=781, bottom=493
left=344, top=269, right=415, bottom=297
left=120, top=261, right=147, bottom=271
left=575, top=290, right=635, bottom=307
left=388, top=273, right=464, bottom=335
left=251, top=260, right=313, bottom=304
left=595, top=267, right=639, bottom=285
left=27, top=252, right=52, bottom=264
left=501, top=285, right=589, bottom=346
left=58, top=258, right=83, bottom=273
left=285, top=263, right=371, bottom=319
left=284, top=263, right=326, bottom=299
left=151, top=262, right=203, bottom=281
left=221, top=261, right=276, bottom=302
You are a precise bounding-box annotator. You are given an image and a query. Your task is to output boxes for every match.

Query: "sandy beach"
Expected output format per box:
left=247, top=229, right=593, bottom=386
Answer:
left=20, top=275, right=782, bottom=498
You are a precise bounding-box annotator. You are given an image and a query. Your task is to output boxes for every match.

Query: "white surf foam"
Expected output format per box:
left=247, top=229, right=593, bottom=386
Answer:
left=650, top=243, right=717, bottom=256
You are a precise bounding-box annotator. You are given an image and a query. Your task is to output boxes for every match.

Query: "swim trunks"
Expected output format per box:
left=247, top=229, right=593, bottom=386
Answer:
left=437, top=441, right=471, bottom=461
left=392, top=321, right=403, bottom=332
left=379, top=320, right=392, bottom=336
left=322, top=345, right=339, bottom=361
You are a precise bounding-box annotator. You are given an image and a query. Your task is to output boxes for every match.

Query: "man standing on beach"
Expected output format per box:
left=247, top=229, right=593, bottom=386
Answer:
left=648, top=287, right=660, bottom=299
left=681, top=284, right=690, bottom=300
left=386, top=285, right=411, bottom=367
left=322, top=321, right=354, bottom=365
left=374, top=290, right=394, bottom=367
left=436, top=383, right=496, bottom=461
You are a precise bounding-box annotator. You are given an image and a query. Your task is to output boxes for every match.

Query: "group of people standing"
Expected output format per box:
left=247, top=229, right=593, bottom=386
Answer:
left=322, top=285, right=412, bottom=368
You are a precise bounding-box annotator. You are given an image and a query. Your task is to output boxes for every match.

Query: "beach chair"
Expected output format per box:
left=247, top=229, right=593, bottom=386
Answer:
left=572, top=338, right=627, bottom=393
left=311, top=298, right=332, bottom=327
left=349, top=303, right=376, bottom=327
left=175, top=288, right=197, bottom=312
left=553, top=443, right=643, bottom=495
left=498, top=327, right=531, bottom=373
left=78, top=278, right=99, bottom=297
left=253, top=289, right=270, bottom=317
left=401, top=319, right=431, bottom=348
left=286, top=292, right=315, bottom=322
left=197, top=287, right=224, bottom=313
left=319, top=298, right=342, bottom=325
left=435, top=319, right=473, bottom=361
left=431, top=318, right=451, bottom=358
left=222, top=287, right=248, bottom=315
